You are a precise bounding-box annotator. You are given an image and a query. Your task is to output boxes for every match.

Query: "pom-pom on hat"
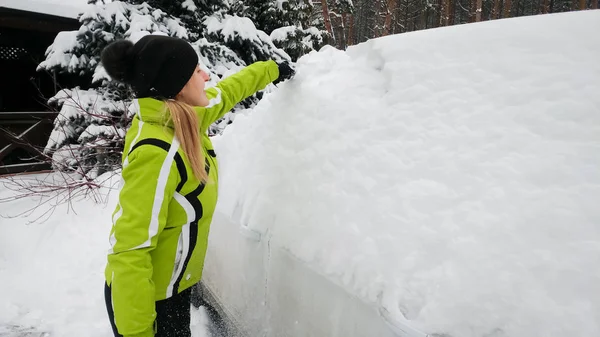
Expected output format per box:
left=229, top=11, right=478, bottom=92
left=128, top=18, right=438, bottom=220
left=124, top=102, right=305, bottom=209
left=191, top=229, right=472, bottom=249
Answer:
left=101, top=35, right=199, bottom=99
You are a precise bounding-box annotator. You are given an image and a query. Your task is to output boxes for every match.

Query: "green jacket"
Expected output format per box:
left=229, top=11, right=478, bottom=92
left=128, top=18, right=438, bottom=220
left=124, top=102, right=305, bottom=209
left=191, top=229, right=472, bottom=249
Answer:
left=105, top=60, right=279, bottom=337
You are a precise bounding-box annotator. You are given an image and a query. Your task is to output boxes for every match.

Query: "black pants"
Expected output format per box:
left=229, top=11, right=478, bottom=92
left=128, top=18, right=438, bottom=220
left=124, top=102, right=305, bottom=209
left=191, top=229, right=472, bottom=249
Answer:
left=105, top=283, right=192, bottom=337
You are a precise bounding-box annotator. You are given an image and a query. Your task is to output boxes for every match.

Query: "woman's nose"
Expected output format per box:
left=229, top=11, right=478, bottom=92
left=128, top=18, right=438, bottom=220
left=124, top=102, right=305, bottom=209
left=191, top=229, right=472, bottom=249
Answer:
left=201, top=70, right=210, bottom=81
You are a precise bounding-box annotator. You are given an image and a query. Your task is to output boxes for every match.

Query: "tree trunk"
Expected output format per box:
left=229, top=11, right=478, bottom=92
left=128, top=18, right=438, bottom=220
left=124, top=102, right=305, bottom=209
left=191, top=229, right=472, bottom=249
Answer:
left=449, top=0, right=456, bottom=25
left=579, top=0, right=586, bottom=9
left=372, top=0, right=381, bottom=37
left=504, top=0, right=512, bottom=17
left=421, top=6, right=429, bottom=29
left=540, top=0, right=550, bottom=13
left=383, top=0, right=397, bottom=35
left=360, top=0, right=377, bottom=42
left=321, top=0, right=333, bottom=36
left=470, top=0, right=478, bottom=22
left=436, top=0, right=443, bottom=26
left=475, top=0, right=483, bottom=21
left=347, top=14, right=355, bottom=45
left=493, top=0, right=501, bottom=18
left=336, top=14, right=347, bottom=49
left=379, top=0, right=388, bottom=36
left=592, top=0, right=598, bottom=9
left=440, top=0, right=447, bottom=25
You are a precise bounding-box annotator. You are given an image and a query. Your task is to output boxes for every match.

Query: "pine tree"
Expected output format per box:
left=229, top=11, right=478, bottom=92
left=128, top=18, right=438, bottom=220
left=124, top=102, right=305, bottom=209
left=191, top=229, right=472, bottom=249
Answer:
left=203, top=13, right=290, bottom=65
left=38, top=0, right=298, bottom=179
left=126, top=0, right=228, bottom=40
left=270, top=25, right=327, bottom=61
left=38, top=1, right=191, bottom=178
left=241, top=0, right=315, bottom=35
left=239, top=0, right=330, bottom=61
left=329, top=0, right=355, bottom=48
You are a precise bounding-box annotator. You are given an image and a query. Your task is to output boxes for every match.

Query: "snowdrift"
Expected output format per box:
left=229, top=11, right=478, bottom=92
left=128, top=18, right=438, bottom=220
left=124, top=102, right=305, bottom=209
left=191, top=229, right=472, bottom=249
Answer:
left=207, top=11, right=600, bottom=337
left=0, top=174, right=211, bottom=337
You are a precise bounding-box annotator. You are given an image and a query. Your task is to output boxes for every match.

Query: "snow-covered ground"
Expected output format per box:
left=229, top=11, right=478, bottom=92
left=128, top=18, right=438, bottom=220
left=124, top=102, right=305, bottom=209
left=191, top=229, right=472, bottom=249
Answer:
left=0, top=173, right=211, bottom=337
left=210, top=10, right=600, bottom=337
left=1, top=9, right=599, bottom=337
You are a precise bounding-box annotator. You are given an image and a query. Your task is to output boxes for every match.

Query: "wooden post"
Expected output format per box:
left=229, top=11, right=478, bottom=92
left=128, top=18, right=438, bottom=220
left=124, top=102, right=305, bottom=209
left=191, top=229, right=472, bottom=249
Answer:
left=0, top=111, right=57, bottom=175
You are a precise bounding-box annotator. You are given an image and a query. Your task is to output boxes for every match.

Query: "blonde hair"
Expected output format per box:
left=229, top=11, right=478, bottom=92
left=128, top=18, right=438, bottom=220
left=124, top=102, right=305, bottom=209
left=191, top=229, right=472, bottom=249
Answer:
left=164, top=99, right=208, bottom=183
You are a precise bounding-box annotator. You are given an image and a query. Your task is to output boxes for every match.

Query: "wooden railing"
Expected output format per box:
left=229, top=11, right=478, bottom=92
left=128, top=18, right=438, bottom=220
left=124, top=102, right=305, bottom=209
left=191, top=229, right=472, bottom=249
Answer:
left=0, top=111, right=57, bottom=176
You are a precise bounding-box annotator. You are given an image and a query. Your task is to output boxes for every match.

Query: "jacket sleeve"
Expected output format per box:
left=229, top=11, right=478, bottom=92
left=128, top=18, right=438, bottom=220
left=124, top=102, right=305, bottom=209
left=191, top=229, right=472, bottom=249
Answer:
left=107, top=146, right=179, bottom=337
left=199, top=60, right=280, bottom=131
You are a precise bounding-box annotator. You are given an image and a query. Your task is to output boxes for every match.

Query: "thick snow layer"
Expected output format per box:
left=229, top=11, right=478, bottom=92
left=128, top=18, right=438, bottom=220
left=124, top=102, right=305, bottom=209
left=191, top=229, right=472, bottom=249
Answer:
left=212, top=11, right=600, bottom=337
left=1, top=0, right=89, bottom=19
left=205, top=15, right=261, bottom=42
left=0, top=174, right=211, bottom=337
left=37, top=31, right=81, bottom=72
left=270, top=26, right=296, bottom=42
left=181, top=0, right=197, bottom=12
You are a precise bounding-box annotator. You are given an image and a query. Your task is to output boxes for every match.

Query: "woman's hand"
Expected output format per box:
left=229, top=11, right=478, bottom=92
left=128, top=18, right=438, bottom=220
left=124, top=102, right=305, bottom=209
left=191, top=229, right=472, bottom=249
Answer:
left=274, top=61, right=296, bottom=85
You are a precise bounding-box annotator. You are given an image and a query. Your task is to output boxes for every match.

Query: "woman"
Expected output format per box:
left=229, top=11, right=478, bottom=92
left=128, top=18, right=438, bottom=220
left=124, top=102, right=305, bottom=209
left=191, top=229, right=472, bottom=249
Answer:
left=100, top=35, right=294, bottom=337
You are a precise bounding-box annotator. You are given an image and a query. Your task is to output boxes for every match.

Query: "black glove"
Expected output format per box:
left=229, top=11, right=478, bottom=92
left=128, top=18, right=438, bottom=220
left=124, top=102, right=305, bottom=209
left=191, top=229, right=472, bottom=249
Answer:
left=273, top=61, right=295, bottom=85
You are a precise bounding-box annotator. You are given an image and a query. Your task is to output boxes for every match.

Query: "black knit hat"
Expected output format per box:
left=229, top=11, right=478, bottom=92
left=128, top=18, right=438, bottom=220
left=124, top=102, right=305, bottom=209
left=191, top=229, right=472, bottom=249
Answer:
left=101, top=35, right=199, bottom=99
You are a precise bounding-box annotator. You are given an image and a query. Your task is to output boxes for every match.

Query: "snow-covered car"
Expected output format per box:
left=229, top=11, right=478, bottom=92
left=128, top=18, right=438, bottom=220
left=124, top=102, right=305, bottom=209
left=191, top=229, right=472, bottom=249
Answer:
left=200, top=10, right=600, bottom=337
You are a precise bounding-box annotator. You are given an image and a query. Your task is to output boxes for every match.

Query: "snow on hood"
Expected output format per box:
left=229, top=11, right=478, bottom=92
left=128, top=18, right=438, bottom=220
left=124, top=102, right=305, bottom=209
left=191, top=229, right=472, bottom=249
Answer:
left=213, top=11, right=600, bottom=337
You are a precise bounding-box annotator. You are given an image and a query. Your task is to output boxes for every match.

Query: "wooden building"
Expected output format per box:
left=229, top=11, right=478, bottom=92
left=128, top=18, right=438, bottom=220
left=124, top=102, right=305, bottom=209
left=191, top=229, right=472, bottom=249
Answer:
left=0, top=2, right=81, bottom=175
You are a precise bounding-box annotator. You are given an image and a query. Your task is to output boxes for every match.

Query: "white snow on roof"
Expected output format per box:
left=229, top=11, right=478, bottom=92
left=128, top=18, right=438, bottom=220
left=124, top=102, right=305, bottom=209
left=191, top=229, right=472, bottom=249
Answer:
left=1, top=0, right=91, bottom=19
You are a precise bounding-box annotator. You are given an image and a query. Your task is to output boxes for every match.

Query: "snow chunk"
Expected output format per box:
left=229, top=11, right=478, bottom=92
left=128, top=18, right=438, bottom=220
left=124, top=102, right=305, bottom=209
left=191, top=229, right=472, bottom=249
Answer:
left=164, top=18, right=189, bottom=39
left=270, top=26, right=296, bottom=42
left=79, top=1, right=129, bottom=31
left=205, top=15, right=261, bottom=43
left=78, top=124, right=124, bottom=145
left=92, top=64, right=110, bottom=84
left=213, top=11, right=600, bottom=337
left=37, top=31, right=80, bottom=71
left=181, top=0, right=197, bottom=11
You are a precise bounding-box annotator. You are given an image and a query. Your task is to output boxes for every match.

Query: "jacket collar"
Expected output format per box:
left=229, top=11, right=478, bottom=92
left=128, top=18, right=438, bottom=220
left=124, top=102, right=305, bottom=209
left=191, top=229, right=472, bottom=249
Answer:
left=135, top=98, right=215, bottom=153
left=136, top=97, right=173, bottom=127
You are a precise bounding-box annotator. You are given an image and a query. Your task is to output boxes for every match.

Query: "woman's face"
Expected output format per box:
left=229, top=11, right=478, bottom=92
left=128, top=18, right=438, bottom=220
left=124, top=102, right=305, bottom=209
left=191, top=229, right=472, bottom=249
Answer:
left=177, top=65, right=211, bottom=107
